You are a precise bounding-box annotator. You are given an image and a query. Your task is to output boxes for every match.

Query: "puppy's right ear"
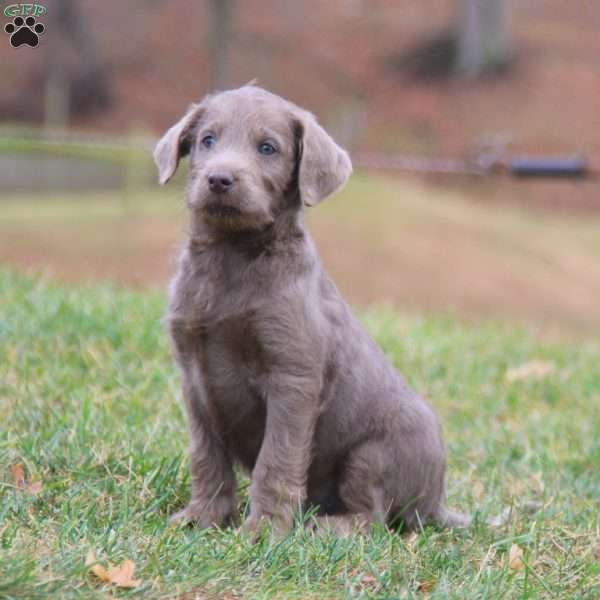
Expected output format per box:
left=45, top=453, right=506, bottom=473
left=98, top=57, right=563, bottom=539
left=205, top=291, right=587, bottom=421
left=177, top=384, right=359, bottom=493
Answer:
left=153, top=103, right=204, bottom=185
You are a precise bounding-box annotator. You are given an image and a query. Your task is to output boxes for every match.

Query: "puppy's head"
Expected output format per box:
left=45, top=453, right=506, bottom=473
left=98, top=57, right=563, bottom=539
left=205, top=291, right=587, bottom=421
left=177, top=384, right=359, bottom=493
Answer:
left=153, top=85, right=352, bottom=232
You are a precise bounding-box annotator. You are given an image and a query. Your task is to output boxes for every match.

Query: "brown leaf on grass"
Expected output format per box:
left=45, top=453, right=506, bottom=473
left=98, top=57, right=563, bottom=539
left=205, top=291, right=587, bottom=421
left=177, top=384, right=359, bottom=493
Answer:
left=508, top=544, right=524, bottom=570
left=10, top=463, right=42, bottom=494
left=416, top=579, right=437, bottom=593
left=107, top=560, right=141, bottom=589
left=10, top=463, right=25, bottom=488
left=86, top=551, right=111, bottom=583
left=594, top=545, right=600, bottom=561
left=86, top=551, right=141, bottom=589
left=505, top=360, right=555, bottom=383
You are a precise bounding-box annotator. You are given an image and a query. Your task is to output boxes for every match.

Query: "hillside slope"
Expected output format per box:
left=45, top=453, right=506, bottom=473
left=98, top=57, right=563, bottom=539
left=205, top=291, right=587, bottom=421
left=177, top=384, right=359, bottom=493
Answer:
left=1, top=270, right=599, bottom=597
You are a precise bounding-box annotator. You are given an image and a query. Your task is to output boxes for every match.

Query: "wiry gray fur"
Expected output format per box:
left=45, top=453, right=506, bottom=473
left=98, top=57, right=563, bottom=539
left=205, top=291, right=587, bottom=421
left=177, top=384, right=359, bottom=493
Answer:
left=154, top=85, right=473, bottom=537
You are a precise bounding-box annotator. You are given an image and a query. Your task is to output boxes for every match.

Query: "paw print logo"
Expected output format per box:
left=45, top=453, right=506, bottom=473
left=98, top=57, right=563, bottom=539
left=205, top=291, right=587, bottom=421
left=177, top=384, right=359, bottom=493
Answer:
left=4, top=15, right=45, bottom=48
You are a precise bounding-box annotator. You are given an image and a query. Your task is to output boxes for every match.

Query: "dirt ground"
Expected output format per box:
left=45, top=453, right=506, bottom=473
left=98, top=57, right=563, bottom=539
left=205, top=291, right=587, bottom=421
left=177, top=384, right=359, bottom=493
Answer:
left=2, top=173, right=600, bottom=339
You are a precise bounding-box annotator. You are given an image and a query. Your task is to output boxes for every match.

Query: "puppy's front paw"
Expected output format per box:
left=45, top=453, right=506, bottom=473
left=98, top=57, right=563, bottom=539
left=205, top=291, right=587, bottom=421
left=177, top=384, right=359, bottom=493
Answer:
left=241, top=510, right=293, bottom=542
left=307, top=514, right=372, bottom=538
left=241, top=514, right=268, bottom=543
left=169, top=497, right=236, bottom=529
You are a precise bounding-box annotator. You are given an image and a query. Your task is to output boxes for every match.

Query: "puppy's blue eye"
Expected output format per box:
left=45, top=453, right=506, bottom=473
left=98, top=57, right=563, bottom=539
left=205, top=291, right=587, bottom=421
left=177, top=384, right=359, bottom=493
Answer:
left=258, top=142, right=276, bottom=156
left=201, top=135, right=216, bottom=149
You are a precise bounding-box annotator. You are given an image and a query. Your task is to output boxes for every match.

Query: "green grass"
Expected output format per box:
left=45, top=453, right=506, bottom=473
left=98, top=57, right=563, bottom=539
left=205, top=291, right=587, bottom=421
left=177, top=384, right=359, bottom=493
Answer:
left=1, top=270, right=599, bottom=599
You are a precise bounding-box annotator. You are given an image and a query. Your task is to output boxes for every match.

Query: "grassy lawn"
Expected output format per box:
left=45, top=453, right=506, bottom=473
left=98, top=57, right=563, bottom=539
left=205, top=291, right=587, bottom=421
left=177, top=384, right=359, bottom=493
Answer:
left=1, top=269, right=599, bottom=598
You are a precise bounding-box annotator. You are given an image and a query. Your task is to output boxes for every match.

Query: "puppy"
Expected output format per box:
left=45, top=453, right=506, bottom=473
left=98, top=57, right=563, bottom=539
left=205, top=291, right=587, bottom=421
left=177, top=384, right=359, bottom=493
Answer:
left=154, top=85, right=473, bottom=536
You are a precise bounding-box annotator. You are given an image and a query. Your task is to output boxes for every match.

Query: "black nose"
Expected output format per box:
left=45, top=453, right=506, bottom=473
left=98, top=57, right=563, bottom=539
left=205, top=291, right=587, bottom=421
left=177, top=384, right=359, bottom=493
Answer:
left=208, top=172, right=234, bottom=194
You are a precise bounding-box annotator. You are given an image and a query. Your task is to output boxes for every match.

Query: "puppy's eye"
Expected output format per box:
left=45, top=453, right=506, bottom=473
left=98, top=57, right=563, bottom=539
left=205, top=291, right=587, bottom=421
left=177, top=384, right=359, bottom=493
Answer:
left=258, top=141, right=277, bottom=156
left=201, top=135, right=216, bottom=149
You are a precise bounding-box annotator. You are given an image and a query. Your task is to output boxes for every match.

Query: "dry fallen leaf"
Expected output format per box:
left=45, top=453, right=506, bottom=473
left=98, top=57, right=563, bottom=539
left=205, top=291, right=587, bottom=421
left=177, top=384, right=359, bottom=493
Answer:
left=508, top=544, right=524, bottom=570
left=416, top=579, right=437, bottom=593
left=86, top=551, right=141, bottom=589
left=10, top=463, right=42, bottom=494
left=594, top=545, right=600, bottom=561
left=108, top=560, right=141, bottom=589
left=10, top=463, right=25, bottom=488
left=505, top=360, right=555, bottom=383
left=86, top=551, right=111, bottom=583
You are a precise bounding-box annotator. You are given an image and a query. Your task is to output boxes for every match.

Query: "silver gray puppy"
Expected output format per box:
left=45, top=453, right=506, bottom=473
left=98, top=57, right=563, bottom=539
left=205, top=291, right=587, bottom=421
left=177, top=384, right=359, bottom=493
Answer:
left=154, top=85, right=471, bottom=537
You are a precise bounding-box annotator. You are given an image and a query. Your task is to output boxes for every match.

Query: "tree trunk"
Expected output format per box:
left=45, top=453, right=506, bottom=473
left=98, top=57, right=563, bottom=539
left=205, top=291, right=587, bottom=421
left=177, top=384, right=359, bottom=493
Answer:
left=43, top=0, right=111, bottom=127
left=210, top=0, right=234, bottom=90
left=43, top=1, right=69, bottom=128
left=44, top=31, right=69, bottom=129
left=456, top=0, right=512, bottom=78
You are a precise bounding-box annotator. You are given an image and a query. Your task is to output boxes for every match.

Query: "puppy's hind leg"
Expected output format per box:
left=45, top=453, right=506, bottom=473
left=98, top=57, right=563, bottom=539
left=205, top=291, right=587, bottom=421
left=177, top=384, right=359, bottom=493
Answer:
left=334, top=442, right=390, bottom=530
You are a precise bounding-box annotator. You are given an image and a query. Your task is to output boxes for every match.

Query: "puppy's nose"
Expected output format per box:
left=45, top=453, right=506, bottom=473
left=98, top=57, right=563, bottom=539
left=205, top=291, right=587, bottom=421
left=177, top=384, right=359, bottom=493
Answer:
left=208, top=172, right=234, bottom=194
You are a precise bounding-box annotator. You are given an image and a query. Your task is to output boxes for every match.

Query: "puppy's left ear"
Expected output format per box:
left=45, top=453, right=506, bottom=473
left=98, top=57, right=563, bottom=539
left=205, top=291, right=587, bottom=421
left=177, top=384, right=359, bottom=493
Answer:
left=294, top=111, right=352, bottom=206
left=153, top=103, right=204, bottom=185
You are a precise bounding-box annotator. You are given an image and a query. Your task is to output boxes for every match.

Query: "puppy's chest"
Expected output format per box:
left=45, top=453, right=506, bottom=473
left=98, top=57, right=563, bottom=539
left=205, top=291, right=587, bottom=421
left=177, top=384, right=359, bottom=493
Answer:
left=206, top=314, right=265, bottom=370
left=176, top=259, right=271, bottom=323
left=200, top=313, right=269, bottom=409
left=171, top=252, right=282, bottom=404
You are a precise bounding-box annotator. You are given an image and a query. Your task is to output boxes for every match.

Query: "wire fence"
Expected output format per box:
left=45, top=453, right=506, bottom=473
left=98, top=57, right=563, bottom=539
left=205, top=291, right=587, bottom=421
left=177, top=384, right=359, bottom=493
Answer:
left=1, top=128, right=598, bottom=197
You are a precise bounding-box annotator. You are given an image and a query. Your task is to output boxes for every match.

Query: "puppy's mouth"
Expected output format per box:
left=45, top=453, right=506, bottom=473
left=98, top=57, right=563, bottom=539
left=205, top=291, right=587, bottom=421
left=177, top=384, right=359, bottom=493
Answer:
left=203, top=201, right=243, bottom=219
left=202, top=199, right=262, bottom=232
left=196, top=191, right=274, bottom=232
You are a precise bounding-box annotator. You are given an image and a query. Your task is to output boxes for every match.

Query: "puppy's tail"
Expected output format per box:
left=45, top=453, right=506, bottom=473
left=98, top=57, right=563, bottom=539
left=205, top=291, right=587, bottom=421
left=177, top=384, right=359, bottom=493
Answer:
left=434, top=506, right=474, bottom=528
left=435, top=501, right=541, bottom=529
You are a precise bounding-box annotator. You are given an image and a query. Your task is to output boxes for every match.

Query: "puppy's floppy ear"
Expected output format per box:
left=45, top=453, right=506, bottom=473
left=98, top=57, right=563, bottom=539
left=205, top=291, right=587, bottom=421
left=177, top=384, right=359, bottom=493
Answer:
left=293, top=110, right=352, bottom=206
left=153, top=103, right=204, bottom=185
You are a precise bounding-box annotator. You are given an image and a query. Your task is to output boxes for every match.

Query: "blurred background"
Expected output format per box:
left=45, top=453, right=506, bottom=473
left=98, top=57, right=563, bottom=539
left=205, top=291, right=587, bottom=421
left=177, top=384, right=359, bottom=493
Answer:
left=1, top=0, right=599, bottom=336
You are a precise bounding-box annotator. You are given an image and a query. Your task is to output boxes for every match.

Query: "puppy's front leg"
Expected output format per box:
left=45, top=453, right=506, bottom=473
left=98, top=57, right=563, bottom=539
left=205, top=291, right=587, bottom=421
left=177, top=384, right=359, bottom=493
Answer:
left=170, top=362, right=236, bottom=529
left=244, top=373, right=319, bottom=537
